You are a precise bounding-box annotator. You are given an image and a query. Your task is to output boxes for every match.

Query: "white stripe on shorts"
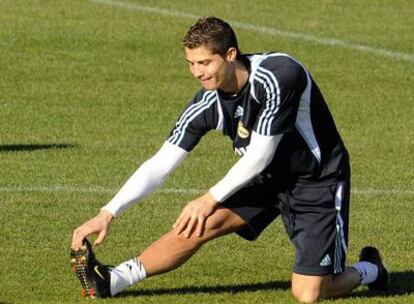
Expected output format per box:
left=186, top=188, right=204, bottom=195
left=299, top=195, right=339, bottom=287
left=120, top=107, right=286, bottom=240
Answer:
left=334, top=181, right=348, bottom=273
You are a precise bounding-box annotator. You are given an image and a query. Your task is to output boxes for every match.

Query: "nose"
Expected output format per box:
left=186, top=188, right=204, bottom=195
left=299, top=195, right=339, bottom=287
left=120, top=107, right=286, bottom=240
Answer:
left=192, top=64, right=204, bottom=79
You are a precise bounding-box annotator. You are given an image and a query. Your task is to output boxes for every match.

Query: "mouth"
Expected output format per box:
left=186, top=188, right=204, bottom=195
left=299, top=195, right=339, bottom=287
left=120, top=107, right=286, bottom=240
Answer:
left=200, top=77, right=212, bottom=82
left=199, top=77, right=218, bottom=89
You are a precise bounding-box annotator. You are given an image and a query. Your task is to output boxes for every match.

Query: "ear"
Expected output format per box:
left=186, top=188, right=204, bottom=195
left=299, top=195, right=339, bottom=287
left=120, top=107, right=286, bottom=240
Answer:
left=225, top=47, right=237, bottom=62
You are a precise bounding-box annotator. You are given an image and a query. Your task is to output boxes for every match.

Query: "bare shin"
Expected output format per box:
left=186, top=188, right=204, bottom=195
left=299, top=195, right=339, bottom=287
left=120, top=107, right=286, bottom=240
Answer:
left=138, top=207, right=246, bottom=277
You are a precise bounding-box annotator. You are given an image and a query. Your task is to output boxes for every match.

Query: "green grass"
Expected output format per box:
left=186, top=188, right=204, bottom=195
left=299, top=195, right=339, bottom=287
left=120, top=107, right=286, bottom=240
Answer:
left=0, top=0, right=413, bottom=303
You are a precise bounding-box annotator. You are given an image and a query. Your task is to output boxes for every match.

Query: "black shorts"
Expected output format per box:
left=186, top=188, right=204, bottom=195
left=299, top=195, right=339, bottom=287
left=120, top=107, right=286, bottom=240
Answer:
left=221, top=175, right=350, bottom=276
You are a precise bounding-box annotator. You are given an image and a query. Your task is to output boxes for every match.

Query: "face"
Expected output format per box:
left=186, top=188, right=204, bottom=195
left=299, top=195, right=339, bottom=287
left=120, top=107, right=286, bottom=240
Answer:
left=185, top=45, right=235, bottom=91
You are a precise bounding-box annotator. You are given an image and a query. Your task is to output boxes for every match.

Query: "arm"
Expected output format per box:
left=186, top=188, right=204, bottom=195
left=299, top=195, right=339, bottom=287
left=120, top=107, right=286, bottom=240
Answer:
left=72, top=90, right=216, bottom=249
left=102, top=141, right=189, bottom=217
left=209, top=131, right=283, bottom=202
left=72, top=141, right=188, bottom=249
left=174, top=131, right=283, bottom=237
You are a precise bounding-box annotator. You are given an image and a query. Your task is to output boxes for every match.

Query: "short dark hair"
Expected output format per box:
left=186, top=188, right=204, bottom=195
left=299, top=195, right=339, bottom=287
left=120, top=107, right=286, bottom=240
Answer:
left=183, top=17, right=242, bottom=59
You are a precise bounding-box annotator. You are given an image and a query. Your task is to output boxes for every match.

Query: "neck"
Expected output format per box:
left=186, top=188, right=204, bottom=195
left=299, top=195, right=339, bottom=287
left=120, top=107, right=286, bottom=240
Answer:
left=221, top=60, right=249, bottom=94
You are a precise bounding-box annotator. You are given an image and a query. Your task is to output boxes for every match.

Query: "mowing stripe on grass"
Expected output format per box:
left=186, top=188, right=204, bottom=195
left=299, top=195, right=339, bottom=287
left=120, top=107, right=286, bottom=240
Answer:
left=89, top=0, right=414, bottom=63
left=0, top=185, right=413, bottom=196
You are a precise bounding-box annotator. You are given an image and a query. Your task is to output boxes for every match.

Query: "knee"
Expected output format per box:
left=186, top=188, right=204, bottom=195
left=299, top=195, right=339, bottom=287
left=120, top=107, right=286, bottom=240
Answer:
left=292, top=281, right=329, bottom=303
left=166, top=208, right=244, bottom=246
left=164, top=226, right=215, bottom=247
left=291, top=273, right=336, bottom=303
left=292, top=287, right=321, bottom=303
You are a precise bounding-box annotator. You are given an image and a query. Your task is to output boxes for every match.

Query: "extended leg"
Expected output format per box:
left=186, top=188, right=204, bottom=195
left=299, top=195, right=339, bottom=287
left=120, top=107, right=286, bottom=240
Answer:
left=71, top=207, right=246, bottom=298
left=139, top=206, right=247, bottom=276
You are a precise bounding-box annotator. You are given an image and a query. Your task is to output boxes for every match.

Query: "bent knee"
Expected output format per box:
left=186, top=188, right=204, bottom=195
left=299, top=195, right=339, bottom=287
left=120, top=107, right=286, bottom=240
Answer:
left=291, top=274, right=333, bottom=303
left=292, top=287, right=321, bottom=303
left=292, top=281, right=322, bottom=303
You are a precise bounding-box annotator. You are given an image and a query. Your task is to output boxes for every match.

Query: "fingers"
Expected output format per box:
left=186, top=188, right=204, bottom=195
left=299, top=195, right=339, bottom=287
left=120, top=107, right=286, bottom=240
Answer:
left=71, top=215, right=110, bottom=250
left=71, top=227, right=86, bottom=250
left=174, top=213, right=190, bottom=235
left=173, top=207, right=190, bottom=233
left=173, top=198, right=217, bottom=238
left=174, top=214, right=206, bottom=238
left=195, top=215, right=206, bottom=237
left=183, top=216, right=197, bottom=238
left=94, top=229, right=107, bottom=246
left=172, top=214, right=182, bottom=230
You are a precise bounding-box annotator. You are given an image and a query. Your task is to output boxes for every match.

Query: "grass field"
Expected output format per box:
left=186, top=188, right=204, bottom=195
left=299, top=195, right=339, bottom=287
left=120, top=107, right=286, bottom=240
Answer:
left=1, top=0, right=413, bottom=303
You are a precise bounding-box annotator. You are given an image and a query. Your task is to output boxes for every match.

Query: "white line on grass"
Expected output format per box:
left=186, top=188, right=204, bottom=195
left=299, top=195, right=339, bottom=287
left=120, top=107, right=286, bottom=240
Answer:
left=89, top=0, right=414, bottom=63
left=0, top=185, right=413, bottom=196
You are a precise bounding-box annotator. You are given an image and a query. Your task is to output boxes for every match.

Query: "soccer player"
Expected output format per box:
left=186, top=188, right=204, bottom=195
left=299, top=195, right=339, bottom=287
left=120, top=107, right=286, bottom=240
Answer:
left=71, top=17, right=389, bottom=302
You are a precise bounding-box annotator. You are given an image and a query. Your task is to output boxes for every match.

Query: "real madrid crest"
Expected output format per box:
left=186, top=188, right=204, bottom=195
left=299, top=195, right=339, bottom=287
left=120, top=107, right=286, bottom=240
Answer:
left=237, top=121, right=250, bottom=139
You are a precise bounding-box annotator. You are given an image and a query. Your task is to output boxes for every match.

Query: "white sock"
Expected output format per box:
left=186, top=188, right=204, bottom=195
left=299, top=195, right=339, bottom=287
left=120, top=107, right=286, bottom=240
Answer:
left=109, top=257, right=147, bottom=296
left=351, top=261, right=379, bottom=285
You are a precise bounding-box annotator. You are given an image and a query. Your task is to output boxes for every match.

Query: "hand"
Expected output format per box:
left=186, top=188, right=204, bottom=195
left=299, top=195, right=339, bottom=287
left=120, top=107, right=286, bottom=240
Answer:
left=71, top=209, right=114, bottom=250
left=173, top=192, right=219, bottom=238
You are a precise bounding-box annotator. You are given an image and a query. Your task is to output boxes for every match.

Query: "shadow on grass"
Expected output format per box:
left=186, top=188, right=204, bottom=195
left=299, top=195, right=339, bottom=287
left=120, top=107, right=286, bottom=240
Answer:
left=352, top=271, right=414, bottom=298
left=118, top=280, right=290, bottom=297
left=119, top=271, right=414, bottom=298
left=0, top=143, right=77, bottom=153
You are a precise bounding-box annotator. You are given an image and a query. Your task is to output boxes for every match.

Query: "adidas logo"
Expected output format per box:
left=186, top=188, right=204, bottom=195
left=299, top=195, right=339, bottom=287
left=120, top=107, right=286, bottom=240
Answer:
left=234, top=106, right=244, bottom=118
left=320, top=254, right=332, bottom=267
